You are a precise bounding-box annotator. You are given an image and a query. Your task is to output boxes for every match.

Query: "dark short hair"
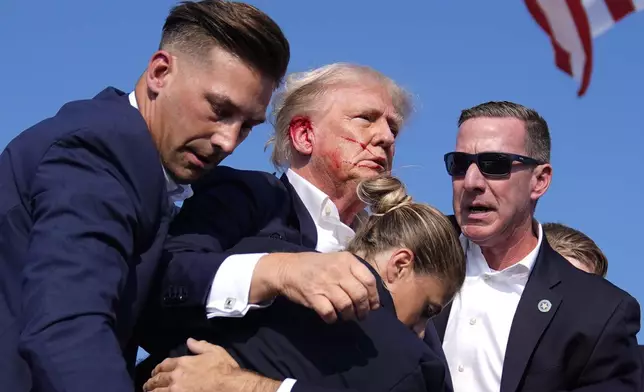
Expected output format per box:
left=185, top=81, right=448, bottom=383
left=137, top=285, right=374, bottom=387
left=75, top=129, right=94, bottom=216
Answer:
left=543, top=222, right=608, bottom=277
left=458, top=101, right=551, bottom=163
left=160, top=0, right=290, bottom=85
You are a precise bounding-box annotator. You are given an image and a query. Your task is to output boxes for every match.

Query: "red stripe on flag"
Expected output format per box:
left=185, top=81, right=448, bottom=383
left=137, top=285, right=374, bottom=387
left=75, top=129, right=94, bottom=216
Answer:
left=566, top=0, right=593, bottom=96
left=553, top=43, right=573, bottom=76
left=525, top=0, right=575, bottom=77
left=604, top=0, right=636, bottom=22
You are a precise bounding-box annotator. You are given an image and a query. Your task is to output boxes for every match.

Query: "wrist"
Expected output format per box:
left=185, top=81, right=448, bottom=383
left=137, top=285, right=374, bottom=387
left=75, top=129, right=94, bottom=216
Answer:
left=249, top=253, right=290, bottom=303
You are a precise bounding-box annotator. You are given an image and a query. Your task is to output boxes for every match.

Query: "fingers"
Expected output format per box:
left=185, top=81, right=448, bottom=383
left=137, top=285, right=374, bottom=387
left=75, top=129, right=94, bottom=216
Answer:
left=338, top=273, right=370, bottom=320
left=151, top=358, right=178, bottom=377
left=142, top=372, right=173, bottom=392
left=309, top=294, right=338, bottom=324
left=348, top=256, right=380, bottom=311
left=187, top=337, right=218, bottom=354
left=329, top=285, right=356, bottom=322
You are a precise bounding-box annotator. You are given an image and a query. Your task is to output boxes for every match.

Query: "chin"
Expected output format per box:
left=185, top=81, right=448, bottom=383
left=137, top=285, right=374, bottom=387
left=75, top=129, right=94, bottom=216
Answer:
left=353, top=166, right=385, bottom=179
left=460, top=224, right=497, bottom=245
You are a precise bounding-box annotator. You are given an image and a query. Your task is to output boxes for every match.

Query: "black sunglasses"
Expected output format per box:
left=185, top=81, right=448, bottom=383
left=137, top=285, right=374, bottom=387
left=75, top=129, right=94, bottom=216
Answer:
left=444, top=152, right=545, bottom=178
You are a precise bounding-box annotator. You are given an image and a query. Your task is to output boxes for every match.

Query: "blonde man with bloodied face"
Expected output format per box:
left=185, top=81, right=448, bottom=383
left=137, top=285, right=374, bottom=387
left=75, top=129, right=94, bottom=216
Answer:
left=141, top=64, right=452, bottom=392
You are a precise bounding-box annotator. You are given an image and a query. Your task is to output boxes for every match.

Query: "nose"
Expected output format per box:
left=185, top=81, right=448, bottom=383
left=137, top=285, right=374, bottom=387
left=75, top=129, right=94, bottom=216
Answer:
left=211, top=123, right=243, bottom=154
left=462, top=161, right=486, bottom=193
left=372, top=118, right=396, bottom=149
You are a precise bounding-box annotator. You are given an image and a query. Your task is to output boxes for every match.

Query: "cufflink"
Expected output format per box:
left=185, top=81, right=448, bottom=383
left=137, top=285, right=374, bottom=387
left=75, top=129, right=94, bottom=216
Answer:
left=224, top=297, right=236, bottom=310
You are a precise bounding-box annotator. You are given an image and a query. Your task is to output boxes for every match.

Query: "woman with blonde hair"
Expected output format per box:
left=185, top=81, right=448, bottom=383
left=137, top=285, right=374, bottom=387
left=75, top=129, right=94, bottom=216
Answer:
left=150, top=175, right=465, bottom=392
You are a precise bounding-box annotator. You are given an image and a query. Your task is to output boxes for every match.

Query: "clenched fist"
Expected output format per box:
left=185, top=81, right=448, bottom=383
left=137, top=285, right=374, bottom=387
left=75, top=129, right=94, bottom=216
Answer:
left=251, top=251, right=380, bottom=323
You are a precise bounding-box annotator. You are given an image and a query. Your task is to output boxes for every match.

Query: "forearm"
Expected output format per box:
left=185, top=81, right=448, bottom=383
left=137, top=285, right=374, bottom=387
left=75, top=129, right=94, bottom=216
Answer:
left=249, top=252, right=302, bottom=304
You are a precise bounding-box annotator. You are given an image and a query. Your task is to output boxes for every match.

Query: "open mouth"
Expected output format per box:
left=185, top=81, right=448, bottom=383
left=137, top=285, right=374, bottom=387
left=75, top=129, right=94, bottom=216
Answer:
left=468, top=205, right=493, bottom=214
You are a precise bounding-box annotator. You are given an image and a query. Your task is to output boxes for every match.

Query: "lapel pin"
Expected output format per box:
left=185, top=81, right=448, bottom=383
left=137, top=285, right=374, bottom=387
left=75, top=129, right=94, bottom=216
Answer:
left=538, top=299, right=552, bottom=313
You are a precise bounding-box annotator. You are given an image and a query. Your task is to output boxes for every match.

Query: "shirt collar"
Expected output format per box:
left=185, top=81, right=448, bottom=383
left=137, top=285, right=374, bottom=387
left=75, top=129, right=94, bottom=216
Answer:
left=463, top=221, right=543, bottom=277
left=286, top=169, right=340, bottom=226
left=128, top=91, right=193, bottom=203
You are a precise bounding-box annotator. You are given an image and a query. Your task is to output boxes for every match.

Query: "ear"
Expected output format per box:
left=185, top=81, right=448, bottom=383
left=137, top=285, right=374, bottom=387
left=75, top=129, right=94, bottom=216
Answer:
left=384, top=248, right=415, bottom=285
left=289, top=116, right=314, bottom=157
left=145, top=50, right=175, bottom=96
left=531, top=163, right=552, bottom=201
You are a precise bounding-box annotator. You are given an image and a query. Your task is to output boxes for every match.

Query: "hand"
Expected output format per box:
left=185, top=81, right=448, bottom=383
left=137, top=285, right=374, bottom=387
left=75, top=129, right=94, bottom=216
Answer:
left=143, top=338, right=248, bottom=392
left=253, top=251, right=380, bottom=323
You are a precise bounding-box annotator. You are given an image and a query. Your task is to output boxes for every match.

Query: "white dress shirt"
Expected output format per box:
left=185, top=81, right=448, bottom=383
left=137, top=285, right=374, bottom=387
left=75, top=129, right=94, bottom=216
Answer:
left=442, top=223, right=543, bottom=392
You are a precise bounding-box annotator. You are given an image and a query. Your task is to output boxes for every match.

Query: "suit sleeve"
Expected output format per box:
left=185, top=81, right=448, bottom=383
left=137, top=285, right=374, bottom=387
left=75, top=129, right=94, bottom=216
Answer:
left=161, top=171, right=276, bottom=310
left=572, top=294, right=642, bottom=391
left=18, top=139, right=141, bottom=391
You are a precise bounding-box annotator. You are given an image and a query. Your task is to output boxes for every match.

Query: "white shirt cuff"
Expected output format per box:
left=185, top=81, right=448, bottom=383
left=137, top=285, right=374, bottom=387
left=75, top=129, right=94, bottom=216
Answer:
left=205, top=253, right=272, bottom=318
left=276, top=379, right=297, bottom=392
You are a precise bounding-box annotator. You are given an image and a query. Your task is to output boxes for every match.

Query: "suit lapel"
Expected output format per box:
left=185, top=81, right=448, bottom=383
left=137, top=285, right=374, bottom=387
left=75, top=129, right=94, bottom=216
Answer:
left=279, top=174, right=317, bottom=249
left=500, top=240, right=562, bottom=392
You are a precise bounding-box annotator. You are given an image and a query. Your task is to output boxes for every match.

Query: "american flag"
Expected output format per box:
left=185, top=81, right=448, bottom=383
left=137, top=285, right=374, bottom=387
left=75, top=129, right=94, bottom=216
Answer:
left=525, top=0, right=643, bottom=96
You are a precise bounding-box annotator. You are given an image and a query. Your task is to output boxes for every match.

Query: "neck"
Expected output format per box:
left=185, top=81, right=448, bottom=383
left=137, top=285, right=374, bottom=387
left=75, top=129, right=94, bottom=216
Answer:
left=133, top=77, right=160, bottom=149
left=291, top=166, right=364, bottom=226
left=478, top=216, right=538, bottom=271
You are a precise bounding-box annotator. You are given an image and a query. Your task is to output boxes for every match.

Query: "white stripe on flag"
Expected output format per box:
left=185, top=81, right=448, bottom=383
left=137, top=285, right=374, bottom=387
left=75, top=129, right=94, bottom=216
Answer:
left=583, top=0, right=616, bottom=37
left=634, top=0, right=644, bottom=11
left=537, top=0, right=586, bottom=81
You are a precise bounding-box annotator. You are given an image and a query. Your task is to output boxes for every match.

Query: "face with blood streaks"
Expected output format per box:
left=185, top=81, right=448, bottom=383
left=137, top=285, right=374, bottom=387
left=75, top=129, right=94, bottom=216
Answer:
left=289, top=82, right=402, bottom=189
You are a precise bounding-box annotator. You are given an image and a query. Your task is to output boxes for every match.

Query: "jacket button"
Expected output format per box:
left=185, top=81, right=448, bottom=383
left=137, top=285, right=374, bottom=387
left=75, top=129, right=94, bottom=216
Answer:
left=270, top=233, right=283, bottom=240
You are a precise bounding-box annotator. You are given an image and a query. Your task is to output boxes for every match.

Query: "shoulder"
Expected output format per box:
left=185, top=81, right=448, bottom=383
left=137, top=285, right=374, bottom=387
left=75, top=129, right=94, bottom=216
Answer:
left=342, top=311, right=441, bottom=390
left=188, top=166, right=287, bottom=208
left=547, top=245, right=639, bottom=321
left=23, top=88, right=165, bottom=215
left=192, top=165, right=283, bottom=192
left=54, top=87, right=157, bottom=160
left=8, top=87, right=158, bottom=174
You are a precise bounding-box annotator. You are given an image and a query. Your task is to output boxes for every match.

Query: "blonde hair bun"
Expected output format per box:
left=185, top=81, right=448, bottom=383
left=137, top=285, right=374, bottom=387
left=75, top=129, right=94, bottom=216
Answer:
left=357, top=175, right=413, bottom=216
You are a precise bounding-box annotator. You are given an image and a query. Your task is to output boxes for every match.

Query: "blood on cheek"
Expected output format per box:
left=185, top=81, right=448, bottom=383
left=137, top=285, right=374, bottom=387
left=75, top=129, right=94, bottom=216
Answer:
left=340, top=136, right=377, bottom=157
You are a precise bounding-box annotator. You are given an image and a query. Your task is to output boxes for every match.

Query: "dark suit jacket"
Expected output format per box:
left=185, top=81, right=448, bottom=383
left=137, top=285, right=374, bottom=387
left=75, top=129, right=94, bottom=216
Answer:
left=0, top=87, right=172, bottom=392
left=171, top=237, right=449, bottom=392
left=142, top=166, right=451, bottom=392
left=432, top=217, right=642, bottom=392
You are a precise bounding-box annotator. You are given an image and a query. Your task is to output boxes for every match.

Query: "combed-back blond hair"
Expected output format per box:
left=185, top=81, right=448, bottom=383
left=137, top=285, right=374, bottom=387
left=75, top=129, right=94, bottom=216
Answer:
left=266, top=63, right=413, bottom=169
left=346, top=175, right=466, bottom=298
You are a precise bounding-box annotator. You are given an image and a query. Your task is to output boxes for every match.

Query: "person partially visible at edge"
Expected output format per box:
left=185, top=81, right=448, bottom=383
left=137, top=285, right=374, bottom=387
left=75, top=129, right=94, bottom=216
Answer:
left=0, top=1, right=289, bottom=391
left=144, top=175, right=465, bottom=392
left=543, top=222, right=608, bottom=277
left=432, top=101, right=641, bottom=392
left=137, top=64, right=453, bottom=392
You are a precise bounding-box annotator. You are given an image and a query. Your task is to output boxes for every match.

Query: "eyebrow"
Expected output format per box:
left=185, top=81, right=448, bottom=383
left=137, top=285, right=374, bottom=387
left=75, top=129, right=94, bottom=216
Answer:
left=387, top=114, right=403, bottom=133
left=205, top=92, right=266, bottom=125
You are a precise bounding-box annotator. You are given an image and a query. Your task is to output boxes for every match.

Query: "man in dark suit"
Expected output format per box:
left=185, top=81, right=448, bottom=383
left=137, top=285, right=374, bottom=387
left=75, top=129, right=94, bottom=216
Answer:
left=0, top=1, right=290, bottom=391
left=142, top=64, right=452, bottom=392
left=433, top=101, right=641, bottom=391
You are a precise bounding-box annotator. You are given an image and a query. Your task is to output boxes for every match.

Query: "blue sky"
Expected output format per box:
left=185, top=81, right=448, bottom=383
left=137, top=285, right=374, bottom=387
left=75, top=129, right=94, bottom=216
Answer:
left=2, top=0, right=643, bottom=337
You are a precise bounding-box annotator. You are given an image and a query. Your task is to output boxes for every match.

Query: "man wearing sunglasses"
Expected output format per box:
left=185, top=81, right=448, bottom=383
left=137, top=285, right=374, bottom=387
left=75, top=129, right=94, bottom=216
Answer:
left=432, top=101, right=641, bottom=392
